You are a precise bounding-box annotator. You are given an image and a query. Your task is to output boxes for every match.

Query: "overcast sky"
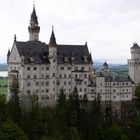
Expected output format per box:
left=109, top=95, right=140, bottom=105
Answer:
left=0, top=0, right=140, bottom=64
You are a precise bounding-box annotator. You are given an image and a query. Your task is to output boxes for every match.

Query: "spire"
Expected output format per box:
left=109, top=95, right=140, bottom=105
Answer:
left=14, top=34, right=16, bottom=42
left=103, top=61, right=108, bottom=67
left=49, top=26, right=57, bottom=45
left=30, top=4, right=38, bottom=26
left=7, top=49, right=10, bottom=56
left=28, top=3, right=40, bottom=41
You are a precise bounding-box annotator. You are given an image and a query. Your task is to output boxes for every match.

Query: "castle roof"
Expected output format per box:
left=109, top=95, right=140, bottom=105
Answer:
left=105, top=76, right=131, bottom=82
left=49, top=28, right=57, bottom=45
left=15, top=41, right=92, bottom=64
left=131, top=43, right=140, bottom=49
left=103, top=61, right=108, bottom=67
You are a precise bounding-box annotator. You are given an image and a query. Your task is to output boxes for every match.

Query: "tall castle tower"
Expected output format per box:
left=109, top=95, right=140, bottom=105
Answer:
left=128, top=43, right=140, bottom=85
left=48, top=28, right=57, bottom=97
left=28, top=5, right=40, bottom=41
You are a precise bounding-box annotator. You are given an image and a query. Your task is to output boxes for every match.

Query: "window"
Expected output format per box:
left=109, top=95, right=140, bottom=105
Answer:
left=81, top=67, right=85, bottom=70
left=34, top=67, right=37, bottom=70
left=84, top=88, right=87, bottom=92
left=41, top=90, right=44, bottom=93
left=41, top=74, right=44, bottom=78
left=46, top=89, right=49, bottom=93
left=27, top=75, right=30, bottom=79
left=64, top=81, right=66, bottom=85
left=59, top=75, right=62, bottom=78
left=41, top=82, right=44, bottom=86
left=64, top=74, right=66, bottom=78
left=53, top=81, right=55, bottom=84
left=84, top=74, right=87, bottom=78
left=46, top=67, right=49, bottom=70
left=57, top=81, right=60, bottom=85
left=69, top=75, right=71, bottom=78
left=68, top=81, right=71, bottom=85
left=113, top=89, right=116, bottom=92
left=41, top=96, right=44, bottom=100
left=75, top=74, right=78, bottom=78
left=27, top=82, right=31, bottom=87
left=34, top=75, right=37, bottom=79
left=27, top=90, right=31, bottom=94
left=46, top=75, right=49, bottom=78
left=75, top=67, right=78, bottom=70
left=46, top=96, right=49, bottom=100
left=27, top=67, right=30, bottom=71
left=80, top=88, right=82, bottom=92
left=53, top=59, right=56, bottom=63
left=46, top=82, right=49, bottom=86
left=79, top=95, right=82, bottom=98
left=36, top=82, right=39, bottom=86
left=68, top=67, right=71, bottom=70
left=91, top=89, right=94, bottom=92
left=61, top=67, right=64, bottom=70
left=53, top=73, right=55, bottom=77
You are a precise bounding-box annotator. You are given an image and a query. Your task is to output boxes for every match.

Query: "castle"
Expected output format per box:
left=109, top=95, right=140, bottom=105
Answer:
left=7, top=6, right=138, bottom=109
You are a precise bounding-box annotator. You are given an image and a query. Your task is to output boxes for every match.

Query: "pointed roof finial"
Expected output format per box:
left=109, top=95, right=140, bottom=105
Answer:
left=14, top=34, right=16, bottom=42
left=30, top=1, right=38, bottom=25
left=33, top=0, right=35, bottom=8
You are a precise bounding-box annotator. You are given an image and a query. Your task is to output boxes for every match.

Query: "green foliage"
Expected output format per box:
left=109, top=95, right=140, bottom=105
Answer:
left=0, top=78, right=7, bottom=95
left=103, top=125, right=129, bottom=140
left=0, top=83, right=139, bottom=140
left=135, top=83, right=140, bottom=110
left=8, top=78, right=21, bottom=122
left=0, top=119, right=28, bottom=140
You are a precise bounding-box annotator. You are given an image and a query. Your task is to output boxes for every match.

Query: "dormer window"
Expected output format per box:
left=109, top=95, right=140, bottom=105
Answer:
left=71, top=56, right=75, bottom=62
left=64, top=57, right=68, bottom=63
left=21, top=56, right=24, bottom=63
left=84, top=56, right=88, bottom=63
left=30, top=57, right=34, bottom=63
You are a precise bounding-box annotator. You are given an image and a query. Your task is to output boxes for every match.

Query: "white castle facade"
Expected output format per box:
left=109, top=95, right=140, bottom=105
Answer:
left=7, top=6, right=138, bottom=107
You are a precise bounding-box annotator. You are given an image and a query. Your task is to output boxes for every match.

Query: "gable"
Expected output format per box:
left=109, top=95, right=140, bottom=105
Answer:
left=8, top=43, right=21, bottom=63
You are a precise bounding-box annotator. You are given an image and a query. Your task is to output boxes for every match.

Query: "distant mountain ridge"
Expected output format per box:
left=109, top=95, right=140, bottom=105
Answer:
left=0, top=63, right=128, bottom=76
left=0, top=63, right=8, bottom=71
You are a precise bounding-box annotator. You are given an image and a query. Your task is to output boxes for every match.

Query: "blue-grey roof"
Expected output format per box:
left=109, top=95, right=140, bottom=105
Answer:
left=104, top=76, right=131, bottom=82
left=30, top=7, right=38, bottom=25
left=15, top=41, right=93, bottom=64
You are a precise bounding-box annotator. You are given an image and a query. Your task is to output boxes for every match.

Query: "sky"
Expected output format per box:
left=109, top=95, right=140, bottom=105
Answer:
left=1, top=0, right=140, bottom=64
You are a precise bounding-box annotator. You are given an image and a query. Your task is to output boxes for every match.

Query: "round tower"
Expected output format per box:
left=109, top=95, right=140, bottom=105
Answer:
left=128, top=43, right=140, bottom=84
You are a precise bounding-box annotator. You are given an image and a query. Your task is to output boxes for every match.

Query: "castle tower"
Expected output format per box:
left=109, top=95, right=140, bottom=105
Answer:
left=128, top=43, right=140, bottom=85
left=101, top=61, right=109, bottom=76
left=48, top=27, right=57, bottom=97
left=28, top=4, right=40, bottom=41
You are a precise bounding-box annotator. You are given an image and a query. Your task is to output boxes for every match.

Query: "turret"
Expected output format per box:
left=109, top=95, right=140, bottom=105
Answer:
left=28, top=4, right=40, bottom=41
left=101, top=61, right=109, bottom=76
left=48, top=27, right=57, bottom=57
left=131, top=43, right=140, bottom=60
